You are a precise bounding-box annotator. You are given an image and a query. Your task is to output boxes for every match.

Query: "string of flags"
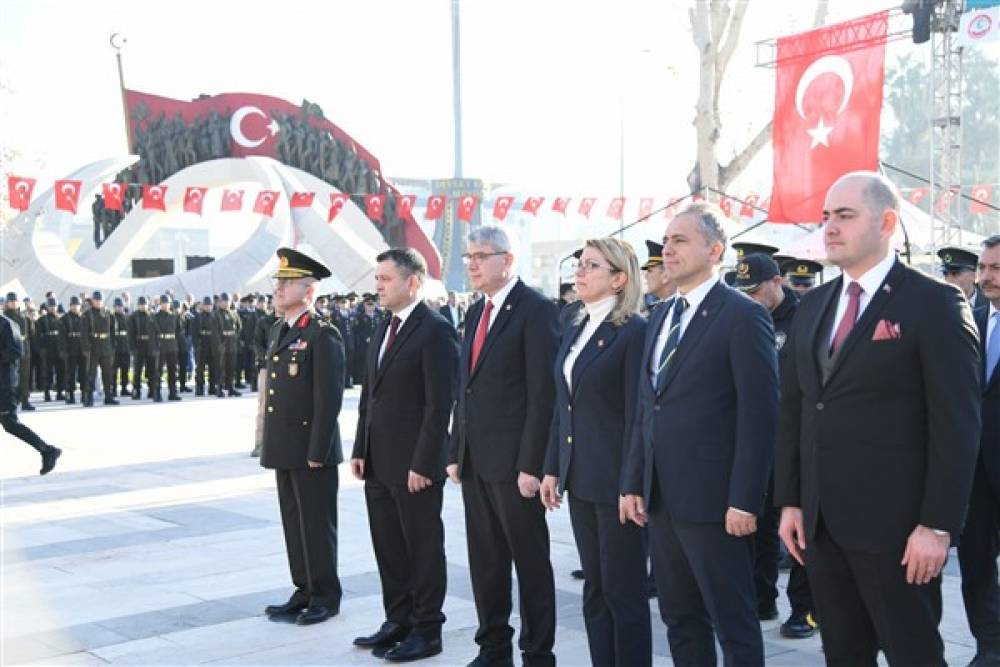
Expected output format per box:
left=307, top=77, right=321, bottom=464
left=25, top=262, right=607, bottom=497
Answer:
left=6, top=175, right=997, bottom=224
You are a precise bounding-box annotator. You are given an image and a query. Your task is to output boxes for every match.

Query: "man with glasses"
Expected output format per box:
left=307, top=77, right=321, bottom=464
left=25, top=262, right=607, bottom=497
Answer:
left=939, top=246, right=986, bottom=309
left=261, top=247, right=346, bottom=627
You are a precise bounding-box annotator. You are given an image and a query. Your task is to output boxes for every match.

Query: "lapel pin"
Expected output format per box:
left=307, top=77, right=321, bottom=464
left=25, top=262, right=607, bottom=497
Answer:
left=505, top=304, right=512, bottom=311
left=597, top=339, right=605, bottom=347
left=883, top=284, right=892, bottom=294
left=702, top=310, right=707, bottom=317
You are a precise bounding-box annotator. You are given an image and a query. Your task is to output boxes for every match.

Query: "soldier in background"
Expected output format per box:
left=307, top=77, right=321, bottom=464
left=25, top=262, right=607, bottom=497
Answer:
left=82, top=291, right=117, bottom=407
left=174, top=300, right=193, bottom=393
left=780, top=259, right=823, bottom=295
left=62, top=296, right=89, bottom=405
left=193, top=297, right=221, bottom=396
left=4, top=293, right=36, bottom=411
left=26, top=297, right=43, bottom=395
left=238, top=295, right=258, bottom=390
left=152, top=295, right=183, bottom=402
left=111, top=298, right=131, bottom=397
left=352, top=293, right=382, bottom=382
left=37, top=298, right=65, bottom=402
left=127, top=296, right=159, bottom=400
left=215, top=292, right=241, bottom=397
left=330, top=295, right=355, bottom=388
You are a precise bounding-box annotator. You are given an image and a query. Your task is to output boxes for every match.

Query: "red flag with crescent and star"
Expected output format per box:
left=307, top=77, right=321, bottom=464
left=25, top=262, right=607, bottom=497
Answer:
left=289, top=192, right=314, bottom=208
left=8, top=176, right=36, bottom=211
left=638, top=197, right=654, bottom=219
left=970, top=185, right=993, bottom=214
left=221, top=189, right=244, bottom=212
left=54, top=179, right=82, bottom=213
left=493, top=196, right=514, bottom=221
left=740, top=193, right=760, bottom=218
left=142, top=184, right=167, bottom=211
left=522, top=196, right=544, bottom=215
left=552, top=197, right=570, bottom=215
left=578, top=197, right=596, bottom=218
left=607, top=197, right=625, bottom=220
left=253, top=190, right=280, bottom=216
left=457, top=195, right=479, bottom=222
left=908, top=188, right=929, bottom=208
left=397, top=194, right=416, bottom=220
left=769, top=11, right=888, bottom=223
left=102, top=182, right=125, bottom=211
left=328, top=193, right=349, bottom=222
left=184, top=187, right=207, bottom=214
left=425, top=195, right=446, bottom=220
left=366, top=194, right=385, bottom=222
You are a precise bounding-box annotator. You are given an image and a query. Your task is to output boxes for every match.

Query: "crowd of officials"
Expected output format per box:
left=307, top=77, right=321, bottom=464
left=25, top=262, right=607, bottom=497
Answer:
left=2, top=170, right=997, bottom=667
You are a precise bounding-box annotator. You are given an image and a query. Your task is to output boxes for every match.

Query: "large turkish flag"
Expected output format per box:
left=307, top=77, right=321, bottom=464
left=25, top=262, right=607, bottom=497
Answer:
left=769, top=11, right=888, bottom=223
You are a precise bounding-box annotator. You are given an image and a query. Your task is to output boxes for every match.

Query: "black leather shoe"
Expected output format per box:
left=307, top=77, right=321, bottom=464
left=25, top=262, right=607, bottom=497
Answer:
left=168, top=393, right=182, bottom=401
left=104, top=397, right=120, bottom=405
left=264, top=598, right=307, bottom=616
left=758, top=604, right=779, bottom=621
left=354, top=622, right=409, bottom=648
left=780, top=612, right=817, bottom=638
left=968, top=648, right=1000, bottom=667
left=385, top=636, right=442, bottom=662
left=131, top=390, right=141, bottom=399
left=153, top=392, right=164, bottom=403
left=55, top=391, right=65, bottom=401
left=44, top=391, right=52, bottom=402
left=372, top=644, right=396, bottom=659
left=295, top=605, right=337, bottom=625
left=40, top=447, right=61, bottom=475
left=570, top=569, right=585, bottom=580
left=195, top=387, right=204, bottom=396
left=21, top=401, right=35, bottom=411
left=466, top=653, right=514, bottom=667
left=228, top=389, right=242, bottom=397
left=180, top=385, right=192, bottom=393
left=216, top=389, right=226, bottom=398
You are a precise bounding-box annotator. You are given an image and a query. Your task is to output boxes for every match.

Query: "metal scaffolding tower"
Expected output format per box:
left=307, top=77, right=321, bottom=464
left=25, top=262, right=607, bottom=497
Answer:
left=929, top=0, right=964, bottom=250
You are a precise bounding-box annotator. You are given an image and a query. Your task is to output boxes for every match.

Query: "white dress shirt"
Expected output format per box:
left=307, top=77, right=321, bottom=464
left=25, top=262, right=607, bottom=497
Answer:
left=987, top=303, right=999, bottom=378
left=562, top=295, right=615, bottom=391
left=828, top=251, right=898, bottom=347
left=650, top=274, right=720, bottom=382
left=378, top=298, right=420, bottom=365
left=284, top=307, right=308, bottom=328
left=479, top=276, right=519, bottom=333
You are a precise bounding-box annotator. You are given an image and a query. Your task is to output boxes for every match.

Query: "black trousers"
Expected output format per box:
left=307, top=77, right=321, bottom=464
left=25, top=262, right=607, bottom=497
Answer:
left=958, top=461, right=1000, bottom=653
left=113, top=348, right=130, bottom=391
left=1, top=408, right=52, bottom=454
left=64, top=351, right=87, bottom=393
left=41, top=347, right=64, bottom=393
left=219, top=341, right=237, bottom=390
left=753, top=482, right=781, bottom=610
left=365, top=477, right=446, bottom=639
left=806, top=516, right=945, bottom=666
left=569, top=494, right=651, bottom=667
left=647, top=496, right=763, bottom=667
left=157, top=350, right=179, bottom=395
left=275, top=467, right=342, bottom=608
left=133, top=349, right=158, bottom=394
left=461, top=456, right=556, bottom=666
left=87, top=347, right=114, bottom=395
left=194, top=342, right=217, bottom=390
left=240, top=346, right=255, bottom=387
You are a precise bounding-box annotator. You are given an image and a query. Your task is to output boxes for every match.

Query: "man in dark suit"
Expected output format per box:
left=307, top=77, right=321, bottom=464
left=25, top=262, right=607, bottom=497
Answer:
left=621, top=202, right=779, bottom=666
left=962, top=235, right=1000, bottom=667
left=775, top=172, right=981, bottom=666
left=351, top=248, right=459, bottom=662
left=260, top=247, right=346, bottom=626
left=447, top=225, right=559, bottom=667
left=439, top=290, right=465, bottom=330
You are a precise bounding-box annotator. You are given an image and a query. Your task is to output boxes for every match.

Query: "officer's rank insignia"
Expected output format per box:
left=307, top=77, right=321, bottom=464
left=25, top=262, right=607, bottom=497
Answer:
left=943, top=254, right=952, bottom=264
left=775, top=331, right=787, bottom=350
left=290, top=340, right=308, bottom=351
left=288, top=362, right=299, bottom=377
left=737, top=262, right=750, bottom=279
left=597, top=339, right=605, bottom=347
left=280, top=256, right=289, bottom=268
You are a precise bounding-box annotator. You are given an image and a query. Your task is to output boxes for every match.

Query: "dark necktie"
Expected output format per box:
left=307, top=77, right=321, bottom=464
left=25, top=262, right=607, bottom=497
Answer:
left=830, top=281, right=863, bottom=357
left=656, top=296, right=688, bottom=383
left=380, top=316, right=401, bottom=367
left=470, top=300, right=494, bottom=372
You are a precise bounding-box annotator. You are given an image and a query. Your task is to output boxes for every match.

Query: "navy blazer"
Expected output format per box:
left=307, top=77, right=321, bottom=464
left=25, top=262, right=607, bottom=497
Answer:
left=544, top=311, right=647, bottom=506
left=623, top=282, right=779, bottom=522
left=975, top=305, right=1000, bottom=497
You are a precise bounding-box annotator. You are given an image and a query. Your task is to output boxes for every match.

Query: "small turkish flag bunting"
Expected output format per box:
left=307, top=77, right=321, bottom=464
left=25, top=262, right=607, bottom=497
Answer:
left=578, top=198, right=596, bottom=218
left=8, top=176, right=36, bottom=211
left=935, top=188, right=957, bottom=214
left=184, top=187, right=207, bottom=214
left=740, top=193, right=760, bottom=218
left=254, top=190, right=280, bottom=216
left=142, top=184, right=167, bottom=211
left=425, top=195, right=446, bottom=220
left=607, top=197, right=625, bottom=220
left=664, top=197, right=681, bottom=218
left=290, top=192, right=315, bottom=208
left=908, top=188, right=929, bottom=207
left=398, top=194, right=416, bottom=219
left=493, top=196, right=514, bottom=221
left=719, top=197, right=733, bottom=218
left=522, top=196, right=544, bottom=215
left=221, top=189, right=244, bottom=212
left=54, top=179, right=82, bottom=214
left=102, top=182, right=125, bottom=211
left=328, top=193, right=349, bottom=222
left=638, top=197, right=654, bottom=219
left=970, top=184, right=993, bottom=214
left=457, top=195, right=479, bottom=222
left=552, top=197, right=570, bottom=214
left=366, top=194, right=385, bottom=222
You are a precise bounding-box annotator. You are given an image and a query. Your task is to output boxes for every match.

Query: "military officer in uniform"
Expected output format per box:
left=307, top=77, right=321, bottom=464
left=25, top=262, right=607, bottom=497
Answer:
left=352, top=294, right=382, bottom=382
left=781, top=259, right=823, bottom=295
left=261, top=247, right=346, bottom=626
left=330, top=295, right=356, bottom=387
left=38, top=298, right=65, bottom=402
left=127, top=296, right=159, bottom=400
left=111, top=298, right=131, bottom=397
left=938, top=246, right=986, bottom=309
left=641, top=240, right=675, bottom=313
left=173, top=300, right=193, bottom=393
left=215, top=293, right=241, bottom=397
left=62, top=296, right=89, bottom=405
left=82, top=291, right=118, bottom=406
left=152, top=295, right=183, bottom=402
left=4, top=293, right=36, bottom=411
left=238, top=295, right=258, bottom=390
left=193, top=297, right=222, bottom=396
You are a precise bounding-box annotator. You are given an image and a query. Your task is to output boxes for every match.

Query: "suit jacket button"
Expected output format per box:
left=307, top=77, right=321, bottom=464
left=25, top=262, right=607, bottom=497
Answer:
left=567, top=435, right=573, bottom=444
left=269, top=389, right=275, bottom=395
left=272, top=355, right=279, bottom=362
left=267, top=406, right=274, bottom=413
left=654, top=405, right=661, bottom=412
left=816, top=402, right=824, bottom=411
left=271, top=372, right=276, bottom=379
left=567, top=404, right=572, bottom=412
left=302, top=420, right=308, bottom=426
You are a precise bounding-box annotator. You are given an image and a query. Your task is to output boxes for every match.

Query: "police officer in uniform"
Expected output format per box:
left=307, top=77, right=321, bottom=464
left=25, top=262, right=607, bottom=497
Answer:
left=83, top=291, right=118, bottom=406
left=62, top=296, right=89, bottom=405
left=261, top=247, right=346, bottom=626
left=732, top=253, right=817, bottom=639
left=215, top=293, right=241, bottom=397
left=127, top=296, right=159, bottom=399
left=152, top=295, right=183, bottom=402
left=37, top=298, right=65, bottom=402
left=111, top=298, right=131, bottom=397
left=938, top=246, right=986, bottom=309
left=780, top=259, right=823, bottom=295
left=4, top=293, right=36, bottom=411
left=194, top=297, right=222, bottom=396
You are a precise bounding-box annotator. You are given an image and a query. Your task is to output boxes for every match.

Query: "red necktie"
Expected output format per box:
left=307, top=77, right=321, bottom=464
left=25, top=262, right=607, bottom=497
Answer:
left=469, top=300, right=494, bottom=372
left=830, top=281, right=863, bottom=356
left=381, top=316, right=401, bottom=366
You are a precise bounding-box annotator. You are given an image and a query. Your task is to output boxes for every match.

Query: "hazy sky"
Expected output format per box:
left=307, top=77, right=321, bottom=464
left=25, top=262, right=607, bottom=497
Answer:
left=2, top=0, right=996, bottom=215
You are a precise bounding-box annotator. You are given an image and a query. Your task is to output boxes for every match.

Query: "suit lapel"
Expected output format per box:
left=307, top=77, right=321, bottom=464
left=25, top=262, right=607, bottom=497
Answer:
left=570, top=320, right=617, bottom=398
left=642, top=297, right=673, bottom=390
left=807, top=278, right=842, bottom=387
left=656, top=284, right=726, bottom=397
left=374, top=303, right=426, bottom=387
left=469, top=280, right=524, bottom=383
left=977, top=307, right=1000, bottom=391
left=272, top=312, right=308, bottom=353
left=825, top=260, right=906, bottom=386
left=367, top=316, right=390, bottom=385
left=556, top=318, right=585, bottom=395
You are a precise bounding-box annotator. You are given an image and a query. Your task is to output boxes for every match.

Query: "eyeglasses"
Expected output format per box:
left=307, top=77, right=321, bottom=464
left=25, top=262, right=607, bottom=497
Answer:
left=461, top=251, right=507, bottom=266
left=573, top=259, right=619, bottom=274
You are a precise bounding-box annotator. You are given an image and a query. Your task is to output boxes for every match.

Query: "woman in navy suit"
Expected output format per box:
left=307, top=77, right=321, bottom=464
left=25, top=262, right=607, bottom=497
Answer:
left=540, top=237, right=650, bottom=667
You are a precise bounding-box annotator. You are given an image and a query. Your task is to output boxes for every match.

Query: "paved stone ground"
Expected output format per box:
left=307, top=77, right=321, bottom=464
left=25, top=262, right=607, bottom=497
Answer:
left=0, top=389, right=981, bottom=665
